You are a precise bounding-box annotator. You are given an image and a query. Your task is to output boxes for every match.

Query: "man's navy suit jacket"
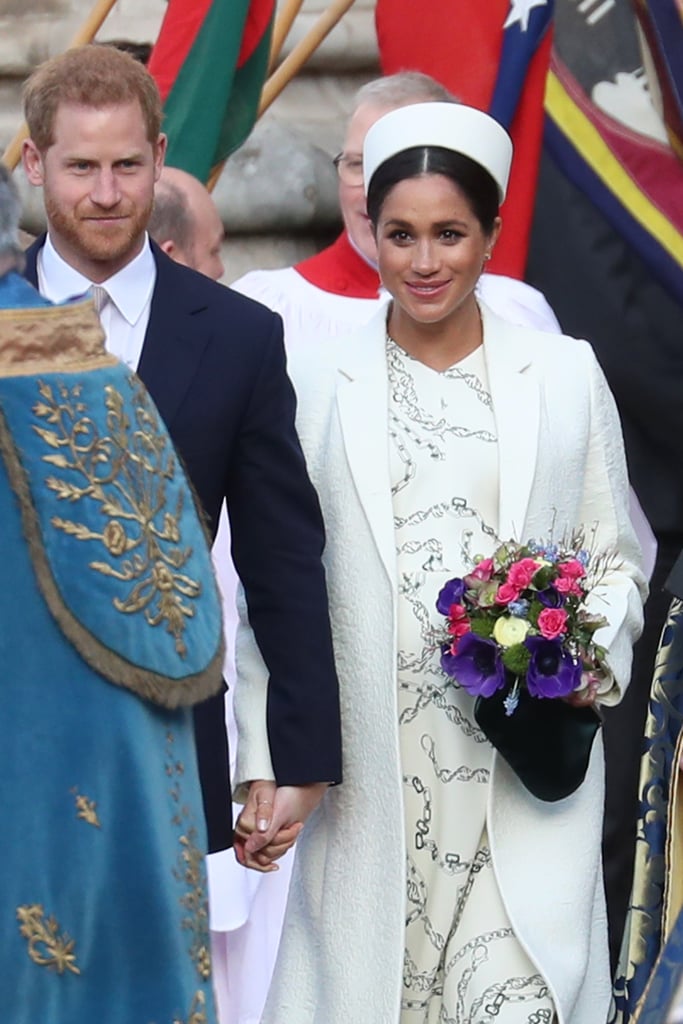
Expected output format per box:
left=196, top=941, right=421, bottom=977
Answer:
left=24, top=237, right=342, bottom=852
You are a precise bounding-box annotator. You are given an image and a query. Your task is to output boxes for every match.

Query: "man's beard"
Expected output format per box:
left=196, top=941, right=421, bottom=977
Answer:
left=44, top=190, right=153, bottom=273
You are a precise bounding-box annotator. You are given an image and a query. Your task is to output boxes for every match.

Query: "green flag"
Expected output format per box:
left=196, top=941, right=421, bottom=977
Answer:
left=148, top=0, right=275, bottom=183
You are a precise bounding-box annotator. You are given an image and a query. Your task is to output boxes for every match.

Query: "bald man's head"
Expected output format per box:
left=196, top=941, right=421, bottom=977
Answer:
left=150, top=166, right=225, bottom=281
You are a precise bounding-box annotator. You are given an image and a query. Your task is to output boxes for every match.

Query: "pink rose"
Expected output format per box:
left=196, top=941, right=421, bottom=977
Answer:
left=471, top=558, right=494, bottom=582
left=495, top=582, right=520, bottom=605
left=538, top=607, right=569, bottom=639
left=507, top=558, right=540, bottom=589
left=447, top=603, right=471, bottom=639
left=554, top=577, right=582, bottom=597
left=558, top=559, right=586, bottom=581
left=448, top=622, right=472, bottom=654
left=448, top=619, right=472, bottom=639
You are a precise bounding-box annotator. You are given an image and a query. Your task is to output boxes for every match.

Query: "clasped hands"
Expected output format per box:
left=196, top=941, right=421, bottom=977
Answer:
left=233, top=780, right=328, bottom=872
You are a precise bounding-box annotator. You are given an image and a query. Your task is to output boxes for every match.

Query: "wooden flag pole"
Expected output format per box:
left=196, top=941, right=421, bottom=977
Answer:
left=207, top=0, right=356, bottom=191
left=268, top=0, right=306, bottom=72
left=259, top=0, right=357, bottom=117
left=1, top=0, right=121, bottom=170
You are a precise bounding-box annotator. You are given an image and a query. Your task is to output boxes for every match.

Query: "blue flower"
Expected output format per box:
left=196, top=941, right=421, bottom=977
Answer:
left=441, top=633, right=506, bottom=698
left=577, top=549, right=590, bottom=567
left=524, top=636, right=582, bottom=699
left=504, top=680, right=520, bottom=716
left=508, top=599, right=530, bottom=617
left=436, top=577, right=467, bottom=615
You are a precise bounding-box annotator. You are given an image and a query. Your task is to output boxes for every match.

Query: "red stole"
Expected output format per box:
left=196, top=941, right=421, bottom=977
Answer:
left=295, top=232, right=382, bottom=299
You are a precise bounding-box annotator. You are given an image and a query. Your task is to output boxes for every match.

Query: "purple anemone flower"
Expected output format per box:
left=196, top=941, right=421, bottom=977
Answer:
left=441, top=633, right=506, bottom=697
left=436, top=577, right=467, bottom=616
left=524, top=636, right=582, bottom=698
left=537, top=587, right=565, bottom=608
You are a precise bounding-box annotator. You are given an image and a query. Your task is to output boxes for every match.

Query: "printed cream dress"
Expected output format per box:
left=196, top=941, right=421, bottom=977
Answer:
left=387, top=336, right=555, bottom=1024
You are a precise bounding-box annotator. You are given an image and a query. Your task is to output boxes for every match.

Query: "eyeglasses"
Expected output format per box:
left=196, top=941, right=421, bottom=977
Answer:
left=333, top=153, right=364, bottom=187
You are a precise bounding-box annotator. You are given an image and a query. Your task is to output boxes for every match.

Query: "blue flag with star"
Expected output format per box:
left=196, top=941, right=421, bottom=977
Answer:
left=490, top=0, right=555, bottom=128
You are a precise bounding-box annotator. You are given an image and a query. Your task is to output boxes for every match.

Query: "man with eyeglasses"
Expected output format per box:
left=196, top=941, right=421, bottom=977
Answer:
left=231, top=71, right=563, bottom=341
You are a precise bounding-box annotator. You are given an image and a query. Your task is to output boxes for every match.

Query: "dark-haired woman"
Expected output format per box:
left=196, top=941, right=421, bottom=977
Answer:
left=235, top=103, right=646, bottom=1024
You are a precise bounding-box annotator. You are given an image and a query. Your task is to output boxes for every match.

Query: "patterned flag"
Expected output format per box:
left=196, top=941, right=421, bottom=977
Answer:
left=525, top=0, right=683, bottom=567
left=544, top=0, right=683, bottom=305
left=375, top=0, right=555, bottom=279
left=633, top=0, right=683, bottom=157
left=147, top=0, right=275, bottom=184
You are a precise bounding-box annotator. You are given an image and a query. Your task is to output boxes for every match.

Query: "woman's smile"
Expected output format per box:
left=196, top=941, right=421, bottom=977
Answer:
left=405, top=278, right=451, bottom=297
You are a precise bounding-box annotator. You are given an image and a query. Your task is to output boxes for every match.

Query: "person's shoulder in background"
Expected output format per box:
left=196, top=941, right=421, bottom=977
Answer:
left=478, top=273, right=562, bottom=334
left=154, top=244, right=284, bottom=335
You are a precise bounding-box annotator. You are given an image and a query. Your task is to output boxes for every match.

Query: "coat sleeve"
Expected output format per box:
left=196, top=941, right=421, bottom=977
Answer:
left=232, top=585, right=274, bottom=800
left=225, top=311, right=342, bottom=787
left=578, top=346, right=648, bottom=705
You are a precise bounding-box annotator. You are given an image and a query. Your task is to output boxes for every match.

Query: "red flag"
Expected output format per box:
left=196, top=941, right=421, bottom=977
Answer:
left=375, top=0, right=554, bottom=279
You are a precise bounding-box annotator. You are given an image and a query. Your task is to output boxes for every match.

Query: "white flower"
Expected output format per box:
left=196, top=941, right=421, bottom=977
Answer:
left=493, top=615, right=531, bottom=648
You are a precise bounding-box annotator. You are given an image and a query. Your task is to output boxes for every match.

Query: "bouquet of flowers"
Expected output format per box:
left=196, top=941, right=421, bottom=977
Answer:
left=437, top=535, right=611, bottom=717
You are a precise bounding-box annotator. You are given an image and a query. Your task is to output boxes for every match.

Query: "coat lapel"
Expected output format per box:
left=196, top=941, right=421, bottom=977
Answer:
left=481, top=303, right=540, bottom=544
left=335, top=313, right=398, bottom=591
left=333, top=305, right=542, bottom=584
left=136, top=243, right=212, bottom=427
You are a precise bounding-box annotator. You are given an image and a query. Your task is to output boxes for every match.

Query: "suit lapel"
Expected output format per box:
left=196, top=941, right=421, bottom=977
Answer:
left=335, top=314, right=398, bottom=591
left=136, top=243, right=211, bottom=426
left=481, top=304, right=540, bottom=543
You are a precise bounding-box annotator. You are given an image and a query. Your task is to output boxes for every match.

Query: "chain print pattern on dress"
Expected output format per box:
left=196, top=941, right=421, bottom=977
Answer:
left=387, top=336, right=497, bottom=510
left=391, top=340, right=554, bottom=1022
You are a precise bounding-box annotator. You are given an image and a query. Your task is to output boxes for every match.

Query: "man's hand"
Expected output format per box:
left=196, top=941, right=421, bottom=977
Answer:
left=234, top=780, right=328, bottom=872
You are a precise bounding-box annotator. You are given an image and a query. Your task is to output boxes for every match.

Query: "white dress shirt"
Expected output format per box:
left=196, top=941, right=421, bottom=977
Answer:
left=37, top=234, right=156, bottom=371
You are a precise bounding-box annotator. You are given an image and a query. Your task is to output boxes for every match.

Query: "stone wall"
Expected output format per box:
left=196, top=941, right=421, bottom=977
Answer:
left=0, top=0, right=381, bottom=282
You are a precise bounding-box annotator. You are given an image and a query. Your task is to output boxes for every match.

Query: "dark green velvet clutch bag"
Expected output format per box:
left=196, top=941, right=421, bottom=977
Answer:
left=474, top=686, right=602, bottom=802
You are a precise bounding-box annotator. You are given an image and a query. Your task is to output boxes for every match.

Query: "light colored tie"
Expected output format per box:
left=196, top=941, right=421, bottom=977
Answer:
left=91, top=284, right=109, bottom=315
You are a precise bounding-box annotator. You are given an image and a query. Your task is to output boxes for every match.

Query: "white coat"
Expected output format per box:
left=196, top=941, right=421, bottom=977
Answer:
left=235, top=303, right=646, bottom=1024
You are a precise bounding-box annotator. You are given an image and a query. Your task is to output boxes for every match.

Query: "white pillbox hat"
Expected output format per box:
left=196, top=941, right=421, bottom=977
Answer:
left=363, top=102, right=513, bottom=203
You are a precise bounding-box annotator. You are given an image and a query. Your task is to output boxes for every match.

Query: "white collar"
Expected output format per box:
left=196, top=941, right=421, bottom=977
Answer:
left=40, top=234, right=156, bottom=325
left=347, top=231, right=379, bottom=273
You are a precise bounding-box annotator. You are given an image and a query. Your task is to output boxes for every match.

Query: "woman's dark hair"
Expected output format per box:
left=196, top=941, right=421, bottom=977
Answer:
left=366, top=146, right=500, bottom=236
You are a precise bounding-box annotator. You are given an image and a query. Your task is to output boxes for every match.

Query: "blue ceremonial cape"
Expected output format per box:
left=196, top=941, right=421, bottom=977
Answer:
left=0, top=268, right=52, bottom=308
left=0, top=277, right=223, bottom=1024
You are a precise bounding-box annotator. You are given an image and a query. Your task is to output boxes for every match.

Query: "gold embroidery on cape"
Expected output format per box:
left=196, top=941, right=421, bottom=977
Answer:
left=70, top=788, right=101, bottom=828
left=171, top=990, right=208, bottom=1024
left=33, top=375, right=200, bottom=657
left=16, top=904, right=80, bottom=975
left=0, top=296, right=108, bottom=374
left=166, top=733, right=211, bottom=982
left=148, top=990, right=208, bottom=1024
